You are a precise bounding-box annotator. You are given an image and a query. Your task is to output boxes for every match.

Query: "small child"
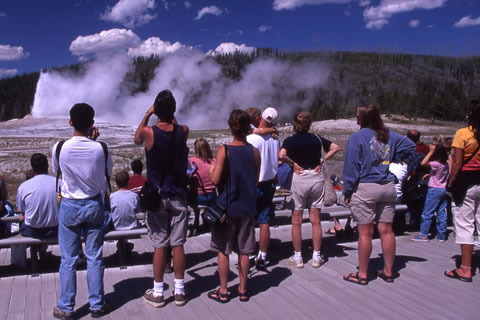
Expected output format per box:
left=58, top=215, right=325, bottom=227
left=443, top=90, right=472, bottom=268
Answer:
left=412, top=136, right=450, bottom=242
left=110, top=171, right=140, bottom=231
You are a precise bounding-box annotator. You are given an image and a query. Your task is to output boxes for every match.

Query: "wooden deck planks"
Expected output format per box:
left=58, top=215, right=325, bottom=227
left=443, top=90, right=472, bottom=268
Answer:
left=0, top=222, right=478, bottom=320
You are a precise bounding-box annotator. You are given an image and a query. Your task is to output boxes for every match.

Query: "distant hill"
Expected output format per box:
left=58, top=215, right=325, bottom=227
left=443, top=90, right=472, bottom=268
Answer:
left=1, top=50, right=479, bottom=122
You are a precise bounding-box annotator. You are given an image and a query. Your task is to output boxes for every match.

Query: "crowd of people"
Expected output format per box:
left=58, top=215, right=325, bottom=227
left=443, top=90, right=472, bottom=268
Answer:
left=0, top=91, right=479, bottom=319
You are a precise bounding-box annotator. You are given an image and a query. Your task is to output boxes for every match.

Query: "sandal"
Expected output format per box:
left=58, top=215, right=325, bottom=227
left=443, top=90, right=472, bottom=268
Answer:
left=343, top=272, right=368, bottom=286
left=444, top=269, right=472, bottom=283
left=207, top=289, right=231, bottom=303
left=377, top=270, right=394, bottom=283
left=238, top=289, right=250, bottom=302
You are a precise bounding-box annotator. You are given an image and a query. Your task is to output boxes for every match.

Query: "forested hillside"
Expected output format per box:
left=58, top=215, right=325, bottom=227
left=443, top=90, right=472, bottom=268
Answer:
left=1, top=50, right=479, bottom=122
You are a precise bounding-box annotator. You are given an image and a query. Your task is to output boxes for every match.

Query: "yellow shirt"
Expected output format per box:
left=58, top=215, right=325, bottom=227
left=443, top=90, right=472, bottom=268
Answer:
left=452, top=126, right=480, bottom=171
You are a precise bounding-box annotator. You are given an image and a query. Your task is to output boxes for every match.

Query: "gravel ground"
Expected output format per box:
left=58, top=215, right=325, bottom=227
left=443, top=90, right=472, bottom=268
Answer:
left=0, top=114, right=463, bottom=206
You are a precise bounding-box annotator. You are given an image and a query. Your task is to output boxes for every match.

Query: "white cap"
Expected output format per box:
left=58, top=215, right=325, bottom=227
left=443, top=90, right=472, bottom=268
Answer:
left=262, top=107, right=278, bottom=125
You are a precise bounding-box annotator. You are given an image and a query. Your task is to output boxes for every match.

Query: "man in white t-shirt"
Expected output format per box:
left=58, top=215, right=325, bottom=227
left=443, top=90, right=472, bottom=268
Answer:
left=17, top=153, right=58, bottom=239
left=247, top=107, right=280, bottom=270
left=52, top=103, right=113, bottom=320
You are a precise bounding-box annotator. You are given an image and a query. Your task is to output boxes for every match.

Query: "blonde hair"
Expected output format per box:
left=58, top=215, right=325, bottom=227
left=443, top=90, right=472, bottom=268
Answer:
left=194, top=138, right=214, bottom=163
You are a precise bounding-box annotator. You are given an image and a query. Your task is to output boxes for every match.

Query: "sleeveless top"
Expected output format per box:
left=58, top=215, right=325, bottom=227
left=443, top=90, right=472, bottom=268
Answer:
left=217, top=144, right=256, bottom=217
left=146, top=125, right=189, bottom=198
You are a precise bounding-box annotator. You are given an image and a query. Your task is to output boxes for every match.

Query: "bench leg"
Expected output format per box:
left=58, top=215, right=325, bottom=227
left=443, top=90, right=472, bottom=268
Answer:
left=117, top=239, right=127, bottom=270
left=30, top=245, right=39, bottom=277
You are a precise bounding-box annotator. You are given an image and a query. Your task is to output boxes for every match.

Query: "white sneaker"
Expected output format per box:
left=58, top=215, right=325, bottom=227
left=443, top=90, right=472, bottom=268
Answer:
left=288, top=255, right=304, bottom=268
left=312, top=256, right=326, bottom=268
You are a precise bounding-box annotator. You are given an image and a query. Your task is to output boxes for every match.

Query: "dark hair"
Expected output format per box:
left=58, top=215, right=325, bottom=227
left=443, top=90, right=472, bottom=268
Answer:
left=430, top=143, right=449, bottom=164
left=228, top=109, right=251, bottom=137
left=246, top=107, right=261, bottom=125
left=30, top=153, right=48, bottom=174
left=407, top=130, right=421, bottom=143
left=293, top=111, right=312, bottom=133
left=115, top=170, right=130, bottom=189
left=70, top=103, right=94, bottom=132
left=468, top=100, right=480, bottom=143
left=194, top=138, right=214, bottom=163
left=154, top=90, right=176, bottom=123
left=131, top=159, right=143, bottom=174
left=357, top=105, right=389, bottom=143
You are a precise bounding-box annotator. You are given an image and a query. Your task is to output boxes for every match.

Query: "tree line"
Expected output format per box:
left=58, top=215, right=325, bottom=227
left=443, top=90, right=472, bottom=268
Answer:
left=1, top=50, right=479, bottom=122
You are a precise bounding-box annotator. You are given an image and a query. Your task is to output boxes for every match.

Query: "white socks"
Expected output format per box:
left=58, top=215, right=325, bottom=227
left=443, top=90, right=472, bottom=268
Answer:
left=294, top=251, right=302, bottom=259
left=153, top=281, right=164, bottom=297
left=174, top=278, right=185, bottom=295
left=313, top=251, right=321, bottom=259
left=258, top=251, right=267, bottom=260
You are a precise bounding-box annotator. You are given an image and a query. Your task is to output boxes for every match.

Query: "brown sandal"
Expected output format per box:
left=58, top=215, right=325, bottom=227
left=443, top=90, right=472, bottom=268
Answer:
left=343, top=272, right=368, bottom=285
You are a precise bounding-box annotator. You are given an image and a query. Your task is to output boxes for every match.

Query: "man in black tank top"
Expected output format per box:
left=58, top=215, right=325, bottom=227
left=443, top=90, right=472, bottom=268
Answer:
left=134, top=90, right=190, bottom=307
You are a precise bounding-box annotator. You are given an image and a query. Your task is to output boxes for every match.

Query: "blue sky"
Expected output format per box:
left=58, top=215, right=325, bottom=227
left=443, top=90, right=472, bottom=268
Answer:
left=1, top=0, right=480, bottom=77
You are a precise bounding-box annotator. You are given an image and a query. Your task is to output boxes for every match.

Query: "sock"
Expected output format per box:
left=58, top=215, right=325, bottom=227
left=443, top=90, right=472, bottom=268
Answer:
left=258, top=251, right=267, bottom=260
left=294, top=251, right=302, bottom=259
left=174, top=278, right=185, bottom=295
left=313, top=250, right=321, bottom=259
left=153, top=281, right=164, bottom=297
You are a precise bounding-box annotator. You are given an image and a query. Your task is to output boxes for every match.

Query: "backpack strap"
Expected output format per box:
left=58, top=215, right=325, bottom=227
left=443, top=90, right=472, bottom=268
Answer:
left=56, top=139, right=112, bottom=193
left=98, top=141, right=112, bottom=192
left=55, top=140, right=66, bottom=193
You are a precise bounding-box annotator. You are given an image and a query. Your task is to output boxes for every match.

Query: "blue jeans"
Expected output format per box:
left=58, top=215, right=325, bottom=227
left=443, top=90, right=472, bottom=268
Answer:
left=58, top=195, right=105, bottom=312
left=420, top=187, right=448, bottom=240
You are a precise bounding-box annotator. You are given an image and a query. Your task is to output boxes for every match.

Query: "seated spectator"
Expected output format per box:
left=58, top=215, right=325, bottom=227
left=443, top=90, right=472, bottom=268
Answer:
left=16, top=153, right=58, bottom=239
left=110, top=171, right=140, bottom=231
left=189, top=138, right=217, bottom=236
left=128, top=159, right=147, bottom=194
left=407, top=130, right=430, bottom=155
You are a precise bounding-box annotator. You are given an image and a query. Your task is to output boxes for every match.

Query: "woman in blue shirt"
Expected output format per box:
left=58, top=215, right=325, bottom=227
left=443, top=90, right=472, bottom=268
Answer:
left=342, top=105, right=415, bottom=285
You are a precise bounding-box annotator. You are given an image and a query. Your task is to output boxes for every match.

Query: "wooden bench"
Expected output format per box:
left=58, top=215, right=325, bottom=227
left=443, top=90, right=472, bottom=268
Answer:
left=0, top=228, right=148, bottom=276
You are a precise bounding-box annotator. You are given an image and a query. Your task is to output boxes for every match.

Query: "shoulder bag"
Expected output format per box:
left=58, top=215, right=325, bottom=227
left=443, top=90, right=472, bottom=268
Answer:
left=202, top=145, right=229, bottom=226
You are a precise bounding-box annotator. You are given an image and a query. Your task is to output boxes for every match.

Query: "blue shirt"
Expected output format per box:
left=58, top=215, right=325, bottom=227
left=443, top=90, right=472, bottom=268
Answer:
left=342, top=128, right=415, bottom=197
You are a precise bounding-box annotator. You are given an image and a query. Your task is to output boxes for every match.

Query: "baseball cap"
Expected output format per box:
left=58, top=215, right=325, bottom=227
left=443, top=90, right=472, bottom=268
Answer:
left=262, top=107, right=278, bottom=125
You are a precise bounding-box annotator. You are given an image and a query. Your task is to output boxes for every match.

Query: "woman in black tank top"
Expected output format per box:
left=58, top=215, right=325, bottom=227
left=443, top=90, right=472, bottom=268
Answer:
left=208, top=110, right=260, bottom=303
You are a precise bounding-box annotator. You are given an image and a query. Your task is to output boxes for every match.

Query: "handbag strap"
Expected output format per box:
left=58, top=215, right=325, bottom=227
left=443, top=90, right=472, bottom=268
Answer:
left=461, top=143, right=480, bottom=168
left=315, top=134, right=326, bottom=172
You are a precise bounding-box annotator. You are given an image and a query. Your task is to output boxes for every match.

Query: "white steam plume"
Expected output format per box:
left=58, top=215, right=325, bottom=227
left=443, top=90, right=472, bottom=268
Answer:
left=32, top=40, right=330, bottom=129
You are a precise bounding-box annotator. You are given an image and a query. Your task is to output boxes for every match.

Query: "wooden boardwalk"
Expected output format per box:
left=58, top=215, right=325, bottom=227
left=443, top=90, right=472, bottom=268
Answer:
left=0, top=221, right=478, bottom=320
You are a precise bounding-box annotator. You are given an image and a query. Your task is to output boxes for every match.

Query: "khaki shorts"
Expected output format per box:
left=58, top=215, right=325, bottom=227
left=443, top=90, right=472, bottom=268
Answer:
left=454, top=184, right=480, bottom=245
left=350, top=182, right=396, bottom=224
left=211, top=216, right=255, bottom=255
left=291, top=170, right=324, bottom=210
left=146, top=196, right=189, bottom=248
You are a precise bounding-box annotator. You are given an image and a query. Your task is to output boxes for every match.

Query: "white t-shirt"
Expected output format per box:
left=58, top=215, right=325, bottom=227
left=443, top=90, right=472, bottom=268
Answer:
left=389, top=162, right=408, bottom=200
left=16, top=174, right=59, bottom=228
left=52, top=137, right=113, bottom=199
left=247, top=133, right=280, bottom=182
left=110, top=190, right=140, bottom=230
